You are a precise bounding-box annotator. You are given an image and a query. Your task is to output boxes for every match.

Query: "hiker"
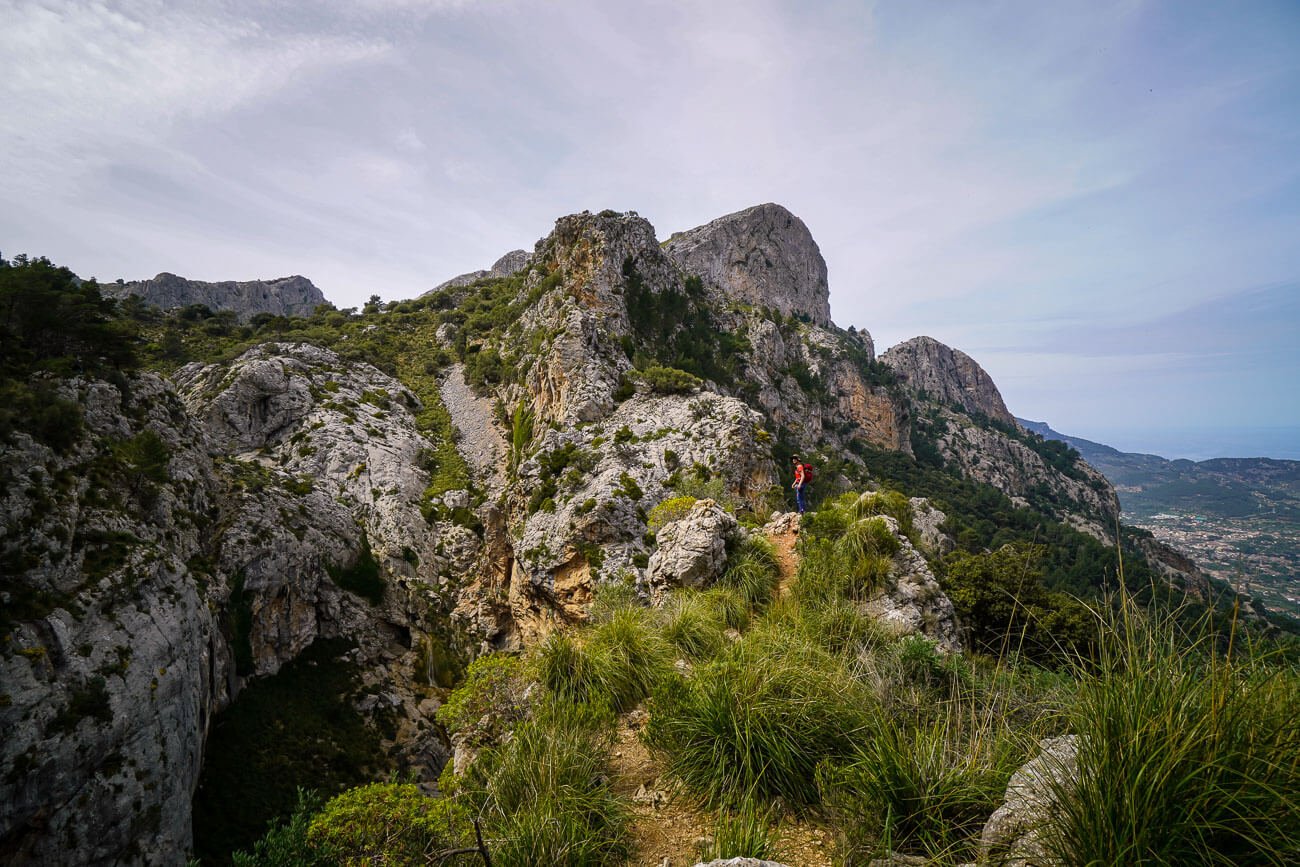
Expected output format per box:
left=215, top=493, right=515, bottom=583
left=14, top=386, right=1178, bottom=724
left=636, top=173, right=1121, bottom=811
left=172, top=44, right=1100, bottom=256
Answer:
left=791, top=454, right=812, bottom=514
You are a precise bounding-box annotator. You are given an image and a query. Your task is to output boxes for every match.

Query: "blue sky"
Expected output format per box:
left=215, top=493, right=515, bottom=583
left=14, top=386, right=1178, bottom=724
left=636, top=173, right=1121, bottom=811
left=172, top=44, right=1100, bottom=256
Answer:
left=2, top=0, right=1298, bottom=458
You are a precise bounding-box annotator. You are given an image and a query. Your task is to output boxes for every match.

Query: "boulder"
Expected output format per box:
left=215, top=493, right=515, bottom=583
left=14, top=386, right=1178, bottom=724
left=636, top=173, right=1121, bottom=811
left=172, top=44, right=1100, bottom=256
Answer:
left=646, top=500, right=740, bottom=600
left=979, top=735, right=1079, bottom=866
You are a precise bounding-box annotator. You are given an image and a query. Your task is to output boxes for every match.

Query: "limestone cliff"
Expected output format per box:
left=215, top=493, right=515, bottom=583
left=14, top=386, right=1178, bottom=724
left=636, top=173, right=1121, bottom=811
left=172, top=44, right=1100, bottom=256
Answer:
left=1, top=375, right=232, bottom=865
left=663, top=202, right=832, bottom=326
left=107, top=273, right=326, bottom=321
left=881, top=335, right=1016, bottom=426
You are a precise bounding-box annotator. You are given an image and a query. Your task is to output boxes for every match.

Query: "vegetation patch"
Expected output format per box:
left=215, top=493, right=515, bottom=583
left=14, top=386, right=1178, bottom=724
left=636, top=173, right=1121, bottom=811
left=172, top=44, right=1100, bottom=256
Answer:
left=192, top=637, right=385, bottom=865
left=326, top=531, right=385, bottom=605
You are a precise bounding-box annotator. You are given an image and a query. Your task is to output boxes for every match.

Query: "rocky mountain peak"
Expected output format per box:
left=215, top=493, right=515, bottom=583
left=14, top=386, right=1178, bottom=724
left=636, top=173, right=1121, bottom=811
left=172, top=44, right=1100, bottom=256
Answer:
left=880, top=335, right=1016, bottom=426
left=662, top=202, right=832, bottom=326
left=426, top=248, right=531, bottom=295
left=106, top=272, right=326, bottom=321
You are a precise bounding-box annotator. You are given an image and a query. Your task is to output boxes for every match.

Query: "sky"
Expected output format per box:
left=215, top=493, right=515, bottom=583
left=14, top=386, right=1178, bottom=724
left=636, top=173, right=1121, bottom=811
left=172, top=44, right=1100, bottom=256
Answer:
left=3, top=0, right=1299, bottom=460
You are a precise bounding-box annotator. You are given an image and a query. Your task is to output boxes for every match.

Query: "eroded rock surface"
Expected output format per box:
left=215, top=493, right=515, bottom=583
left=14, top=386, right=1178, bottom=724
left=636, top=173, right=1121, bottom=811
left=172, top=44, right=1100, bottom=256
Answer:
left=980, top=735, right=1079, bottom=866
left=107, top=272, right=325, bottom=321
left=882, top=336, right=1015, bottom=426
left=861, top=516, right=963, bottom=653
left=0, top=375, right=231, bottom=865
left=664, top=202, right=832, bottom=326
left=647, top=500, right=741, bottom=600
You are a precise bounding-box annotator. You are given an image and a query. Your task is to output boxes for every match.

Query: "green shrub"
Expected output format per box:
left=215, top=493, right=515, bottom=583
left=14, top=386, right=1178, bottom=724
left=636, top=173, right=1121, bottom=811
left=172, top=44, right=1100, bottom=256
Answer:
left=647, top=495, right=696, bottom=531
left=232, top=789, right=337, bottom=867
left=436, top=653, right=527, bottom=745
left=645, top=628, right=874, bottom=808
left=1040, top=598, right=1300, bottom=866
left=307, top=783, right=473, bottom=866
left=638, top=365, right=703, bottom=395
left=941, top=543, right=1097, bottom=662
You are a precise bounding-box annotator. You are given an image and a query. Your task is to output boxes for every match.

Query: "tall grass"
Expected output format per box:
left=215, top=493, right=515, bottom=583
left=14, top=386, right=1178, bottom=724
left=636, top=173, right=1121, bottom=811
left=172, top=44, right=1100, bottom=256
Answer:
left=820, top=708, right=1024, bottom=862
left=535, top=607, right=672, bottom=711
left=700, top=797, right=782, bottom=862
left=465, top=701, right=630, bottom=866
left=1040, top=597, right=1300, bottom=866
left=644, top=627, right=874, bottom=809
left=717, top=535, right=782, bottom=609
left=661, top=590, right=729, bottom=659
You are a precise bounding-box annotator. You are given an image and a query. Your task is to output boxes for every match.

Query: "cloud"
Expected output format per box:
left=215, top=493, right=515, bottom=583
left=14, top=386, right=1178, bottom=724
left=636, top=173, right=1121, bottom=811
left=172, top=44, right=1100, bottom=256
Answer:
left=0, top=0, right=389, bottom=195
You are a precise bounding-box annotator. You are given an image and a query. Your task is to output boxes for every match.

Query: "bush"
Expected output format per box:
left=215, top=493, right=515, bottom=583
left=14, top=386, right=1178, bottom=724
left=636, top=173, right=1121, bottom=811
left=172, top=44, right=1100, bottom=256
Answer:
left=307, top=784, right=474, bottom=866
left=638, top=365, right=703, bottom=394
left=647, top=495, right=696, bottom=531
left=435, top=653, right=527, bottom=746
left=645, top=628, right=874, bottom=808
left=232, top=790, right=337, bottom=867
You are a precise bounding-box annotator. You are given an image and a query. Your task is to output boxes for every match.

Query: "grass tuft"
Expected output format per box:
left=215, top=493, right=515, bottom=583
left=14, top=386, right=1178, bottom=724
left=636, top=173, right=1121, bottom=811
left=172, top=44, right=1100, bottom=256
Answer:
left=1040, top=596, right=1300, bottom=866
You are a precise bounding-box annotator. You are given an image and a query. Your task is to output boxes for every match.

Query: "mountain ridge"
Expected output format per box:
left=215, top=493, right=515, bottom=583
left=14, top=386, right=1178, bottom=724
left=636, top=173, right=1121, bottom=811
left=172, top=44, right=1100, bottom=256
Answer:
left=1, top=207, right=1285, bottom=864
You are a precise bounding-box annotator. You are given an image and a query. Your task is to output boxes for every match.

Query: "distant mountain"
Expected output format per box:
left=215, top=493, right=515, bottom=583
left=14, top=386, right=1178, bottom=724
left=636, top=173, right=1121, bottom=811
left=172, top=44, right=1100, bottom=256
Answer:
left=1018, top=418, right=1300, bottom=521
left=1020, top=417, right=1300, bottom=615
left=105, top=272, right=327, bottom=321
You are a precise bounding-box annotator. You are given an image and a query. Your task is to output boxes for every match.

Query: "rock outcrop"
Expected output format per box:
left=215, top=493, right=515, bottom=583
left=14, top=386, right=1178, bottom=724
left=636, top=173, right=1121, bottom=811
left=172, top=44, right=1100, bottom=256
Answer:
left=106, top=273, right=325, bottom=321
left=881, top=336, right=1015, bottom=426
left=426, top=249, right=531, bottom=295
left=664, top=203, right=832, bottom=326
left=646, top=500, right=741, bottom=601
left=929, top=408, right=1121, bottom=534
left=861, top=516, right=963, bottom=653
left=980, top=735, right=1079, bottom=866
left=0, top=375, right=232, bottom=865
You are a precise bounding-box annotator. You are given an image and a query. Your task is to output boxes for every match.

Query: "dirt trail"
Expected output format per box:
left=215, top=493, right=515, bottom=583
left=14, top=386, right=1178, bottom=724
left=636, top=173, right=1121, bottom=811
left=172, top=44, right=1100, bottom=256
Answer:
left=765, top=513, right=802, bottom=598
left=611, top=515, right=836, bottom=867
left=610, top=709, right=835, bottom=866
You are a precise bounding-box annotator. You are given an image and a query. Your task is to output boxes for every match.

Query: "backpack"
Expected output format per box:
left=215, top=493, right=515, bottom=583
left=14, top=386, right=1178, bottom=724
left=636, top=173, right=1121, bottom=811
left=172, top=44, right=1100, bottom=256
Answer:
left=799, top=462, right=814, bottom=483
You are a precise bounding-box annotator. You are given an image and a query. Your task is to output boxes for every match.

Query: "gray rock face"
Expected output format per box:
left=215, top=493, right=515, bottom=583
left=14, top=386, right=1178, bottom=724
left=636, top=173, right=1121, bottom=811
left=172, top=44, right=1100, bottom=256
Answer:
left=458, top=388, right=777, bottom=648
left=107, top=272, right=325, bottom=321
left=881, top=336, right=1015, bottom=426
left=0, top=375, right=232, bottom=866
left=860, top=515, right=963, bottom=653
left=909, top=496, right=955, bottom=557
left=933, top=408, right=1120, bottom=533
left=646, top=500, right=741, bottom=600
left=980, top=735, right=1079, bottom=866
left=664, top=203, right=832, bottom=326
left=426, top=249, right=531, bottom=295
